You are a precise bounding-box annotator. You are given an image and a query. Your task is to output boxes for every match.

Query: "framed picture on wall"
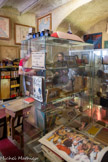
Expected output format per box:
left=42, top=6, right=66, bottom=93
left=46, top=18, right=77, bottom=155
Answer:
left=0, top=45, right=20, bottom=61
left=37, top=13, right=52, bottom=32
left=104, top=41, right=108, bottom=48
left=14, top=23, right=35, bottom=45
left=0, top=15, right=10, bottom=40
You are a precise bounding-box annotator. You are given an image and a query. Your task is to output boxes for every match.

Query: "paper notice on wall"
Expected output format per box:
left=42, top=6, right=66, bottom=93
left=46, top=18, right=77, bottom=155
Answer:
left=32, top=52, right=45, bottom=69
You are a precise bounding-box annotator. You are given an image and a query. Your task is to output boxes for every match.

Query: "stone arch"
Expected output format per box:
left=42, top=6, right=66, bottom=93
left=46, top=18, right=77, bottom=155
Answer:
left=52, top=0, right=93, bottom=31
left=55, top=0, right=108, bottom=37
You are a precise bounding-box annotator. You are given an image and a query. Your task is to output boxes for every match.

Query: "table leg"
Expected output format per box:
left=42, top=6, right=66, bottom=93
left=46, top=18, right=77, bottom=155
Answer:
left=10, top=117, right=15, bottom=139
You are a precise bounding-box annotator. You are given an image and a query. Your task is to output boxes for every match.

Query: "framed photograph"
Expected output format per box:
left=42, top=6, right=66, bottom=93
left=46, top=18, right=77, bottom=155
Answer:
left=46, top=88, right=61, bottom=103
left=0, top=15, right=10, bottom=40
left=83, top=32, right=102, bottom=49
left=82, top=54, right=89, bottom=64
left=15, top=23, right=35, bottom=45
left=37, top=13, right=52, bottom=32
left=65, top=55, right=77, bottom=67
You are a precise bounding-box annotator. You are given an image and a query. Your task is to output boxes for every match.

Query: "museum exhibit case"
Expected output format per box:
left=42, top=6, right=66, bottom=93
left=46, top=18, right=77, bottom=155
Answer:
left=92, top=49, right=108, bottom=125
left=20, top=37, right=108, bottom=161
left=20, top=36, right=99, bottom=157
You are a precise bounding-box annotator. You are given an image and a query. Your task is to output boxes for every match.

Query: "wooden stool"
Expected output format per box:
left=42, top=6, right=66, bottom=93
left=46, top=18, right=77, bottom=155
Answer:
left=8, top=115, right=24, bottom=148
left=15, top=125, right=24, bottom=148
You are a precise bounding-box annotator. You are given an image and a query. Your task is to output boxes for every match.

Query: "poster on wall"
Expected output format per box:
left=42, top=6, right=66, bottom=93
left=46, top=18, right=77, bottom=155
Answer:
left=83, top=32, right=102, bottom=49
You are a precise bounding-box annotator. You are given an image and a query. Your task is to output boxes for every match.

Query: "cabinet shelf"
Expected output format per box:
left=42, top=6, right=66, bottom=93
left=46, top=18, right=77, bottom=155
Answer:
left=46, top=65, right=91, bottom=70
left=45, top=88, right=88, bottom=104
left=1, top=77, right=10, bottom=79
left=0, top=66, right=19, bottom=69
left=11, top=77, right=19, bottom=79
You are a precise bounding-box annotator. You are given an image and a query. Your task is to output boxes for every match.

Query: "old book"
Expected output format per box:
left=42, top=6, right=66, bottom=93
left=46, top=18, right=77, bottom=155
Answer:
left=1, top=79, right=10, bottom=99
left=95, top=127, right=108, bottom=145
left=85, top=123, right=102, bottom=137
left=39, top=125, right=108, bottom=162
left=51, top=31, right=83, bottom=42
left=35, top=109, right=45, bottom=130
left=41, top=145, right=64, bottom=162
left=23, top=97, right=35, bottom=104
left=74, top=115, right=91, bottom=131
left=25, top=76, right=33, bottom=95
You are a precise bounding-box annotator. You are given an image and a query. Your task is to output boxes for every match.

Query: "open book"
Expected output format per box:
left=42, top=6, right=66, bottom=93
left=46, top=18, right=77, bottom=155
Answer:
left=39, top=125, right=108, bottom=162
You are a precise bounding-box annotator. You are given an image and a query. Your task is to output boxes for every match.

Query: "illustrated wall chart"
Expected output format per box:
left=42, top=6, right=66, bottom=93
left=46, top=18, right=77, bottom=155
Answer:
left=15, top=24, right=35, bottom=44
left=0, top=16, right=10, bottom=39
left=37, top=13, right=52, bottom=32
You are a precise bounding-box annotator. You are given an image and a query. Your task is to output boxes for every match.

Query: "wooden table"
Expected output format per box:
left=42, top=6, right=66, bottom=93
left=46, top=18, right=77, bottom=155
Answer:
left=5, top=98, right=33, bottom=139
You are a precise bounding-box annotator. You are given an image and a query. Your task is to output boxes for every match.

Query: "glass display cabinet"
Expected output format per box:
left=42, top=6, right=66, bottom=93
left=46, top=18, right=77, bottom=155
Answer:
left=21, top=37, right=96, bottom=159
left=92, top=49, right=108, bottom=125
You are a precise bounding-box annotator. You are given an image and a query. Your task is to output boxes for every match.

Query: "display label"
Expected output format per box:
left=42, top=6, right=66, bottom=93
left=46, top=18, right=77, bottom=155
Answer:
left=32, top=52, right=45, bottom=69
